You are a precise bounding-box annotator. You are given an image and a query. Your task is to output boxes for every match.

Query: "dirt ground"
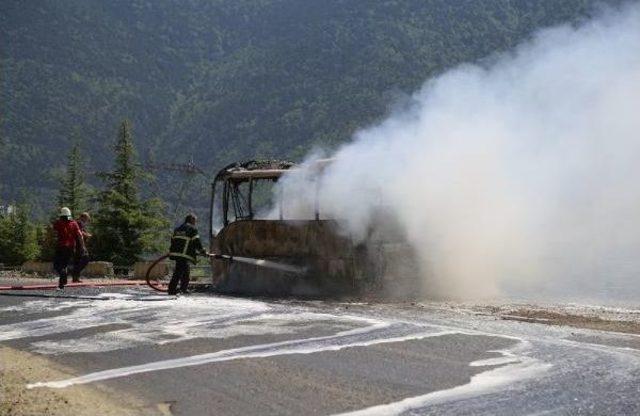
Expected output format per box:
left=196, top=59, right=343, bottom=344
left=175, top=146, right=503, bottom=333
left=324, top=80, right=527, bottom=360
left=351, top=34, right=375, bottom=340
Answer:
left=0, top=346, right=168, bottom=416
left=465, top=303, right=640, bottom=335
left=500, top=309, right=640, bottom=333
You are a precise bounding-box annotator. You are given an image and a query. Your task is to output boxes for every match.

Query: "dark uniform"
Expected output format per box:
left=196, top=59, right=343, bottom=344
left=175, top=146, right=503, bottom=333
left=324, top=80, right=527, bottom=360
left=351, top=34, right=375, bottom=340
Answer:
left=71, top=219, right=90, bottom=282
left=168, top=221, right=206, bottom=295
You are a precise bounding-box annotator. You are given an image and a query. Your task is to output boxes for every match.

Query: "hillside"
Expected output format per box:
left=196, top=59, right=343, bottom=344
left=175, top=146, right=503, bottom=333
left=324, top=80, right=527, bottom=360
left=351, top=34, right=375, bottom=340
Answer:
left=0, top=0, right=616, bottom=214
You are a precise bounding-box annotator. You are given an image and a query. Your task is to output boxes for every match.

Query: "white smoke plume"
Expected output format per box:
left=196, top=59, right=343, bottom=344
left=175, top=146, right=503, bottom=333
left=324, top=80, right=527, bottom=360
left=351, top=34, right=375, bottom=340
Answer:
left=276, top=3, right=640, bottom=301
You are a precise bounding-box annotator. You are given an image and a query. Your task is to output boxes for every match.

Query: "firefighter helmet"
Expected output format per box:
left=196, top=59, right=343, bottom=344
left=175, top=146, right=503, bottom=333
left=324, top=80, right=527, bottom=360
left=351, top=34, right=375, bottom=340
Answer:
left=60, top=207, right=72, bottom=218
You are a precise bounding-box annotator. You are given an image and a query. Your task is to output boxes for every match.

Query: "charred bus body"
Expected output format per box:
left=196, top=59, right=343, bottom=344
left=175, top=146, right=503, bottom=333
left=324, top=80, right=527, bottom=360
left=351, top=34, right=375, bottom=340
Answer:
left=209, top=160, right=420, bottom=297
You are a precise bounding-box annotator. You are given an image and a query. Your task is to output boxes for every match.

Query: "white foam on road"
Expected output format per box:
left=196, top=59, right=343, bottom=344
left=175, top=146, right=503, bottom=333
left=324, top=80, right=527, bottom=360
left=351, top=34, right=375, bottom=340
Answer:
left=333, top=346, right=551, bottom=416
left=28, top=322, right=455, bottom=389
left=10, top=293, right=550, bottom=413
left=469, top=350, right=520, bottom=367
left=29, top=311, right=370, bottom=354
left=7, top=293, right=640, bottom=415
left=0, top=298, right=84, bottom=313
left=0, top=296, right=272, bottom=350
left=4, top=293, right=457, bottom=389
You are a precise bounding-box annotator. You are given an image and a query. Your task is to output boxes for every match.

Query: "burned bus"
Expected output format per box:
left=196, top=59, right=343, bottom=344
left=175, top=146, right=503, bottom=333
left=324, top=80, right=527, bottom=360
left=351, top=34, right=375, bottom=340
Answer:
left=208, top=159, right=420, bottom=297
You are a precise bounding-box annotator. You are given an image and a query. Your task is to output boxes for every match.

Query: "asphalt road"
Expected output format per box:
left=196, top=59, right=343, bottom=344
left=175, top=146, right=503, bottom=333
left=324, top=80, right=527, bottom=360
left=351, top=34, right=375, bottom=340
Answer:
left=1, top=286, right=640, bottom=415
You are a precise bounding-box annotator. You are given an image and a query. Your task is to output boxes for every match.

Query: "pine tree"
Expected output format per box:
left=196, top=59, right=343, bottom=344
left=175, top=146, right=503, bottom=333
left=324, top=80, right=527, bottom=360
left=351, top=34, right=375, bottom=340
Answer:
left=58, top=135, right=88, bottom=215
left=0, top=204, right=40, bottom=266
left=92, top=120, right=168, bottom=265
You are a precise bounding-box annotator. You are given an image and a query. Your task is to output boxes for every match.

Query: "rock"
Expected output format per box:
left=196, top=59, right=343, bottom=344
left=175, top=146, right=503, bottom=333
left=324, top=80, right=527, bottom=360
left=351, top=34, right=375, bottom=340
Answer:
left=84, top=262, right=114, bottom=277
left=21, top=261, right=113, bottom=277
left=134, top=261, right=169, bottom=280
left=21, top=261, right=53, bottom=274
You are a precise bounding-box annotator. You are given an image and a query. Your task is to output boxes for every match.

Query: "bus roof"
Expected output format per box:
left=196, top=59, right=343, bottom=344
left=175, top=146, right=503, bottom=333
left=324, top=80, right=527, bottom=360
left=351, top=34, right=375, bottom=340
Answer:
left=214, top=159, right=334, bottom=182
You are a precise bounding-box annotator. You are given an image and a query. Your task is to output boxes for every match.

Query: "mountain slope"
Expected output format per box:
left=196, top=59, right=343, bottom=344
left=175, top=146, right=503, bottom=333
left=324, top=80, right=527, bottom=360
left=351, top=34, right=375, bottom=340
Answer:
left=1, top=0, right=617, bottom=211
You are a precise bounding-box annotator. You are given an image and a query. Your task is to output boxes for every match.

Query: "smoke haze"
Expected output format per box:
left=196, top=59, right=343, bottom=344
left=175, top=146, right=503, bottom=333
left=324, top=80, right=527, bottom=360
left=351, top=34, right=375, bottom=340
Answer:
left=277, top=3, right=640, bottom=301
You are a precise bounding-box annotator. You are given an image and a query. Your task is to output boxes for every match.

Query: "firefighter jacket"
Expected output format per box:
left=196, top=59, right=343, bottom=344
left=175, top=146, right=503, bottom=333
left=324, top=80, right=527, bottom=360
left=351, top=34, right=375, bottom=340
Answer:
left=169, top=222, right=205, bottom=263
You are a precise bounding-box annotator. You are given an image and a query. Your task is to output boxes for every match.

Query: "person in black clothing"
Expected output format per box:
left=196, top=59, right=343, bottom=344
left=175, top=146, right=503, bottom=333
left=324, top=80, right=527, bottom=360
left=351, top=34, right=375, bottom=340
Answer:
left=168, top=213, right=207, bottom=295
left=71, top=212, right=92, bottom=282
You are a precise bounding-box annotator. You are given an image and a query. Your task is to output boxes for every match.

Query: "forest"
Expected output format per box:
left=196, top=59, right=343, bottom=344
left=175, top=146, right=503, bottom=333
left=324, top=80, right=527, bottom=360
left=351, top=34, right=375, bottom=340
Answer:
left=2, top=0, right=617, bottom=214
left=0, top=0, right=621, bottom=271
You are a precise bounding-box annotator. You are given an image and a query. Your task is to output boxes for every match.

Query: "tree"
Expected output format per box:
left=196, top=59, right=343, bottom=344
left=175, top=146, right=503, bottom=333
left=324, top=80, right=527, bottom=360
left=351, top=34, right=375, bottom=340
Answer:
left=91, top=120, right=169, bottom=265
left=58, top=133, right=89, bottom=215
left=0, top=204, right=40, bottom=266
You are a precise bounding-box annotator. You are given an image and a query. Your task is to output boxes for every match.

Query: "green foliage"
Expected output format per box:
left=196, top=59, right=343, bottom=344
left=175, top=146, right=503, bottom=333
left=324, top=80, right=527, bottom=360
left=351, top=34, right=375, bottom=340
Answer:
left=37, top=223, right=57, bottom=262
left=0, top=205, right=40, bottom=266
left=91, top=120, right=169, bottom=265
left=58, top=134, right=89, bottom=215
left=101, top=120, right=139, bottom=202
left=0, top=0, right=625, bottom=266
left=1, top=0, right=622, bottom=213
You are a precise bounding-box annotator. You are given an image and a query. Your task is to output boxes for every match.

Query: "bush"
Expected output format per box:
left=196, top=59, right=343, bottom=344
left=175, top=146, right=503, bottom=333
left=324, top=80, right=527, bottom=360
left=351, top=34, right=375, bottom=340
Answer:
left=0, top=205, right=40, bottom=266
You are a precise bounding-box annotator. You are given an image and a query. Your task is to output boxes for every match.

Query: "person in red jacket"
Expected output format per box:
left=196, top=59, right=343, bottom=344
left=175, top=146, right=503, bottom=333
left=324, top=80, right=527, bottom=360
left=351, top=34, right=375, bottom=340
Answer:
left=53, top=207, right=86, bottom=289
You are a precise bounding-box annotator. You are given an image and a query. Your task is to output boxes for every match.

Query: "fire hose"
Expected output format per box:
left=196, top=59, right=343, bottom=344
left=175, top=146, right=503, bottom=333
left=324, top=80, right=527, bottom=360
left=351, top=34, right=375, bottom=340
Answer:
left=145, top=253, right=307, bottom=293
left=145, top=254, right=170, bottom=292
left=0, top=280, right=146, bottom=291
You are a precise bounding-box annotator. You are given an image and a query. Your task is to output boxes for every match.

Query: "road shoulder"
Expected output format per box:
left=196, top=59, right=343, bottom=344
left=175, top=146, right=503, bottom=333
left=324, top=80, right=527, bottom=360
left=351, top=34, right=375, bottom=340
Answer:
left=0, top=345, right=164, bottom=416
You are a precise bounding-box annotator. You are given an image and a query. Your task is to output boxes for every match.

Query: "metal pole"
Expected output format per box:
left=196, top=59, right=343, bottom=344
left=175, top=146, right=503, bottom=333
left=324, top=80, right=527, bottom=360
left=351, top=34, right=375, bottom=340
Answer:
left=279, top=185, right=284, bottom=220
left=209, top=180, right=216, bottom=237
left=222, top=181, right=229, bottom=226
left=248, top=178, right=254, bottom=219
left=314, top=177, right=320, bottom=221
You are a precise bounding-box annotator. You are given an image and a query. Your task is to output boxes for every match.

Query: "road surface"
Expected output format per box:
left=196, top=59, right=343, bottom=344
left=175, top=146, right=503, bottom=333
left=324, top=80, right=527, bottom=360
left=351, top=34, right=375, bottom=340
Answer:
left=1, top=285, right=639, bottom=415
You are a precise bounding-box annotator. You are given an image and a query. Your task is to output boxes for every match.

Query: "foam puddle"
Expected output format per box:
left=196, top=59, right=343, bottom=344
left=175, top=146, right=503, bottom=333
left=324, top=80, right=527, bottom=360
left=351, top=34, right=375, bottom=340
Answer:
left=28, top=321, right=454, bottom=389
left=0, top=296, right=272, bottom=347
left=333, top=348, right=551, bottom=416
left=469, top=351, right=520, bottom=367
left=10, top=293, right=462, bottom=389
left=14, top=294, right=550, bottom=412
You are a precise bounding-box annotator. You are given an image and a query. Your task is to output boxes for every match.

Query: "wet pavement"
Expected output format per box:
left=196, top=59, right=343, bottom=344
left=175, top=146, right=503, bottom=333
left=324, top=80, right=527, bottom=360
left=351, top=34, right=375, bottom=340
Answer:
left=1, top=284, right=639, bottom=415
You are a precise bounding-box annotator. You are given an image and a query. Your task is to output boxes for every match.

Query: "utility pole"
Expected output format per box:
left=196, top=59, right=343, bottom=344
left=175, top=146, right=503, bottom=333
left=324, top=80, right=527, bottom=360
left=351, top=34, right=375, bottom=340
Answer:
left=144, top=158, right=208, bottom=217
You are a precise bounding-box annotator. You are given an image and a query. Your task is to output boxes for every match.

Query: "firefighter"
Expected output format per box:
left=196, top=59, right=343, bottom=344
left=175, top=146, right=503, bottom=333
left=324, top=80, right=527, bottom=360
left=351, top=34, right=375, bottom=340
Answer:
left=53, top=207, right=86, bottom=289
left=168, top=213, right=207, bottom=295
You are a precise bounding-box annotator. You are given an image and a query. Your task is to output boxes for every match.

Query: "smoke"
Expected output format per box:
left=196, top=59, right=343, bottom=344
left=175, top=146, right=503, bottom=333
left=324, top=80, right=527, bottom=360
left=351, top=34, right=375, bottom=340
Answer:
left=276, top=3, right=640, bottom=301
